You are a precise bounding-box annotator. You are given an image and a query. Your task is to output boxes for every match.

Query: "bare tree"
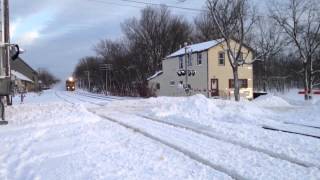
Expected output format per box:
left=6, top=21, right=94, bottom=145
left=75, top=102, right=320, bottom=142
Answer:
left=270, top=0, right=320, bottom=100
left=253, top=17, right=286, bottom=91
left=73, top=56, right=104, bottom=92
left=38, top=68, right=60, bottom=89
left=119, top=6, right=192, bottom=96
left=312, top=49, right=320, bottom=88
left=194, top=12, right=221, bottom=42
left=206, top=0, right=258, bottom=101
left=122, top=6, right=192, bottom=74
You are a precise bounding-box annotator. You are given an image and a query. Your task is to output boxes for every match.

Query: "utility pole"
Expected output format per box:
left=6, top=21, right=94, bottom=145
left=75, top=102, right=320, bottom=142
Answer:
left=0, top=0, right=9, bottom=123
left=0, top=0, right=9, bottom=78
left=84, top=70, right=90, bottom=91
left=176, top=42, right=196, bottom=96
left=184, top=42, right=190, bottom=96
left=3, top=0, right=9, bottom=77
left=0, top=0, right=21, bottom=123
left=100, top=64, right=112, bottom=95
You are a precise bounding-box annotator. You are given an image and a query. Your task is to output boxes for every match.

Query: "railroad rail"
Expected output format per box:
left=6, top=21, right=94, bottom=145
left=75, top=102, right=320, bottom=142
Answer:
left=56, top=91, right=320, bottom=170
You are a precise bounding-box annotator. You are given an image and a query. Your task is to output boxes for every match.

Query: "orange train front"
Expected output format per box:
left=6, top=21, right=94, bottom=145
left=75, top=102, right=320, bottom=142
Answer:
left=66, top=77, right=76, bottom=91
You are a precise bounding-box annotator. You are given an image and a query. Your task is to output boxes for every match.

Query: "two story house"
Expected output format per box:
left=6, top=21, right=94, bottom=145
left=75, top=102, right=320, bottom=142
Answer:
left=148, top=39, right=254, bottom=99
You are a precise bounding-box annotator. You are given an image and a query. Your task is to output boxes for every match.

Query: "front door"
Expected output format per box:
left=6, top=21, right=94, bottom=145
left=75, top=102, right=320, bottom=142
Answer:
left=211, top=79, right=219, bottom=97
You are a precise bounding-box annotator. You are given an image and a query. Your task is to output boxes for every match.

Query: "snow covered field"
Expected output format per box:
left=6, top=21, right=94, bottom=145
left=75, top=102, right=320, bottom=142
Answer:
left=0, top=89, right=320, bottom=179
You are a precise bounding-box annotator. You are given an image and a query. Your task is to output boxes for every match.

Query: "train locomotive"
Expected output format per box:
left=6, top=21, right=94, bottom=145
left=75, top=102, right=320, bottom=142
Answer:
left=66, top=77, right=76, bottom=91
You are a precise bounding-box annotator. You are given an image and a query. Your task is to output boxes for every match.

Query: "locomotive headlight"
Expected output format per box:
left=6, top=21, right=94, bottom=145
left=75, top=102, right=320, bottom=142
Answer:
left=68, top=77, right=74, bottom=82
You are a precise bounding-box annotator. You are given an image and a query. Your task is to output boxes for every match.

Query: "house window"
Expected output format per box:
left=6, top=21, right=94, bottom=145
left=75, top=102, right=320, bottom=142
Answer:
left=169, top=81, right=175, bottom=86
left=239, top=53, right=244, bottom=61
left=197, top=53, right=202, bottom=65
left=229, top=79, right=248, bottom=89
left=188, top=54, right=192, bottom=66
left=237, top=52, right=245, bottom=65
left=179, top=56, right=183, bottom=69
left=156, top=83, right=160, bottom=90
left=218, top=52, right=225, bottom=66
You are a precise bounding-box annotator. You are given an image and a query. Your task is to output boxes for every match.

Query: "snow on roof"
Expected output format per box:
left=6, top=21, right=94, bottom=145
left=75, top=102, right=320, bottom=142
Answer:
left=147, top=71, right=163, bottom=81
left=166, top=39, right=224, bottom=58
left=11, top=70, right=33, bottom=82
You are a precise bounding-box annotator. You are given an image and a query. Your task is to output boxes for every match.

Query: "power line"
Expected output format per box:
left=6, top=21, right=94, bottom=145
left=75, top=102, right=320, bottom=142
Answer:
left=88, top=0, right=205, bottom=12
left=88, top=0, right=144, bottom=9
left=120, top=0, right=204, bottom=12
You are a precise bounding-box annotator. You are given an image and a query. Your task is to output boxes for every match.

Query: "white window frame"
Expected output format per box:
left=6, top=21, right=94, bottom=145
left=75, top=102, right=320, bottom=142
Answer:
left=218, top=52, right=225, bottom=66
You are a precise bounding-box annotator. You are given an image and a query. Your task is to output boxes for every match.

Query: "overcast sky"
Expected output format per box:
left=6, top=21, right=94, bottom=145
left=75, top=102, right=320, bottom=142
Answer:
left=10, top=0, right=207, bottom=80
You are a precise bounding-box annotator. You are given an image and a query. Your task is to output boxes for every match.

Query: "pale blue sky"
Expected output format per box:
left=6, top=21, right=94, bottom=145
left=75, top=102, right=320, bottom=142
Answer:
left=10, top=0, right=264, bottom=79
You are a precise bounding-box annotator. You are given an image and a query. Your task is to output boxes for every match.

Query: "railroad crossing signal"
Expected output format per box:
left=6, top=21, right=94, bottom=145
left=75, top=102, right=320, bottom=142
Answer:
left=177, top=70, right=196, bottom=77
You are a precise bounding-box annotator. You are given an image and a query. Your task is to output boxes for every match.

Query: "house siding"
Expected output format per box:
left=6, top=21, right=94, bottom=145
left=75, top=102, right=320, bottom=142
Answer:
left=150, top=51, right=208, bottom=97
left=149, top=39, right=254, bottom=99
left=207, top=40, right=253, bottom=99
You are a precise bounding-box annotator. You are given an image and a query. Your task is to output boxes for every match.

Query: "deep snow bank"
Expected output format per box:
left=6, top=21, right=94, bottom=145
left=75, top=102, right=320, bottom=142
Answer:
left=253, top=94, right=293, bottom=107
left=142, top=94, right=275, bottom=126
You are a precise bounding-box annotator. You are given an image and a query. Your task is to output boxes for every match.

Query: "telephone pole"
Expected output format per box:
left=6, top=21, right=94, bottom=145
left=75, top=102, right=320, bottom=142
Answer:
left=0, top=0, right=9, bottom=123
left=100, top=64, right=112, bottom=95
left=184, top=42, right=188, bottom=95
left=84, top=70, right=90, bottom=91
left=0, top=0, right=22, bottom=123
left=0, top=0, right=9, bottom=78
left=177, top=42, right=196, bottom=96
left=4, top=0, right=9, bottom=76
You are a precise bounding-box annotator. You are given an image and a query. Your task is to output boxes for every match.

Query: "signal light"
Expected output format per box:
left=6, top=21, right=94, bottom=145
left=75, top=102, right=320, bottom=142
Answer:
left=177, top=70, right=196, bottom=76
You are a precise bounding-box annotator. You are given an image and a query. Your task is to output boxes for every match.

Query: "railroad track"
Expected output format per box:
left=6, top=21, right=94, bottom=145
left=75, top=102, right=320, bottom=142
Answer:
left=59, top=92, right=108, bottom=106
left=55, top=90, right=320, bottom=179
left=135, top=114, right=319, bottom=169
left=75, top=91, right=122, bottom=101
left=57, top=91, right=320, bottom=170
left=55, top=91, right=242, bottom=179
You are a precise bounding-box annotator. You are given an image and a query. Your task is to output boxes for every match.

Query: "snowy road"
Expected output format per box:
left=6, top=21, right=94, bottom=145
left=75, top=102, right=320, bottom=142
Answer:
left=1, top=90, right=320, bottom=179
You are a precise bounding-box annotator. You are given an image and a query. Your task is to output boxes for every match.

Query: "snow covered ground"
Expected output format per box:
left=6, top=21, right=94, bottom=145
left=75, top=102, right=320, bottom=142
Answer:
left=0, top=89, right=320, bottom=179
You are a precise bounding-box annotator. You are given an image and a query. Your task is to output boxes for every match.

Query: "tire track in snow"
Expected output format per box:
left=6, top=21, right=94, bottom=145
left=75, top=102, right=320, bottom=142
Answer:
left=57, top=91, right=320, bottom=169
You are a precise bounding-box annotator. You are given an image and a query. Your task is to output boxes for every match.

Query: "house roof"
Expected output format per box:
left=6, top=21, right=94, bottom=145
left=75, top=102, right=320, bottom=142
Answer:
left=11, top=70, right=33, bottom=82
left=166, top=39, right=224, bottom=58
left=14, top=57, right=38, bottom=75
left=147, top=71, right=163, bottom=81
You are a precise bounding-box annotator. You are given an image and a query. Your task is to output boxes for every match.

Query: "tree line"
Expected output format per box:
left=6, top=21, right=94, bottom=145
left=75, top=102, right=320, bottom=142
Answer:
left=38, top=68, right=60, bottom=89
left=74, top=0, right=320, bottom=100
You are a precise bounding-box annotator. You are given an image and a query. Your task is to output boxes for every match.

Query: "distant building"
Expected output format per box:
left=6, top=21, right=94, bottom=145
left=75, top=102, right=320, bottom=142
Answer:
left=11, top=57, right=39, bottom=92
left=148, top=39, right=254, bottom=99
